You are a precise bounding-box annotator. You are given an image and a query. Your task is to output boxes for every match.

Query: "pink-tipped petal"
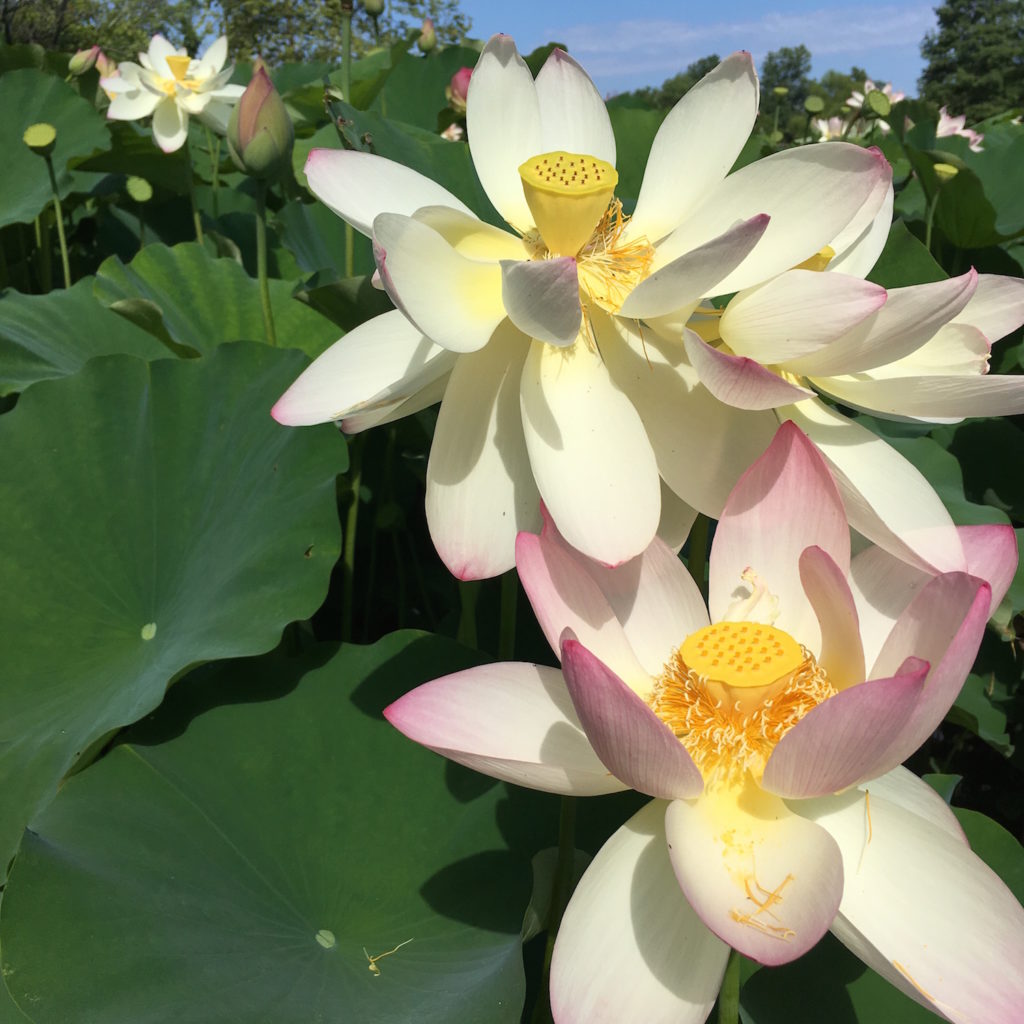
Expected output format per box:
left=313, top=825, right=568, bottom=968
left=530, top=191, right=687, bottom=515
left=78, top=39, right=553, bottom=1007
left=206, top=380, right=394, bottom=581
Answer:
left=560, top=638, right=703, bottom=800
left=618, top=215, right=769, bottom=320
left=665, top=784, right=843, bottom=965
left=802, top=790, right=1024, bottom=1024
left=762, top=656, right=929, bottom=799
left=271, top=310, right=454, bottom=427
left=304, top=149, right=473, bottom=237
left=798, top=545, right=865, bottom=688
left=959, top=523, right=1019, bottom=613
left=372, top=212, right=505, bottom=353
left=720, top=270, right=887, bottom=366
left=628, top=52, right=759, bottom=246
left=681, top=329, right=814, bottom=410
left=953, top=272, right=1024, bottom=342
left=425, top=322, right=539, bottom=580
left=710, top=422, right=849, bottom=640
left=500, top=256, right=581, bottom=346
left=871, top=571, right=991, bottom=761
left=550, top=801, right=729, bottom=1024
left=516, top=530, right=649, bottom=692
left=534, top=47, right=615, bottom=165
left=825, top=176, right=893, bottom=277
left=384, top=661, right=625, bottom=795
left=466, top=35, right=542, bottom=231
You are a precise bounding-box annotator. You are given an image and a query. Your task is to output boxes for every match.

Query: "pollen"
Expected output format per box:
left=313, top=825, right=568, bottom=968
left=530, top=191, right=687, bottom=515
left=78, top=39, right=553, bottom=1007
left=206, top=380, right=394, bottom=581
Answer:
left=648, top=621, right=835, bottom=788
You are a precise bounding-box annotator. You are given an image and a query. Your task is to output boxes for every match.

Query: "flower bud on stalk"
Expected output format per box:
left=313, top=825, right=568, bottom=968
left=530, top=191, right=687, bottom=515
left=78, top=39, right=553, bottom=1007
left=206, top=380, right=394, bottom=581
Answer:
left=446, top=66, right=472, bottom=113
left=362, top=0, right=384, bottom=12
left=227, top=66, right=294, bottom=180
left=418, top=18, right=437, bottom=52
left=68, top=45, right=100, bottom=76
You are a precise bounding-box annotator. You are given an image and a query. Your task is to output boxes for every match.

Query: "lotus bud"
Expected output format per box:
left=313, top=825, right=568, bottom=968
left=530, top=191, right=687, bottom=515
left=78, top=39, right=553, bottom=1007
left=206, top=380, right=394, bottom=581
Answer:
left=68, top=45, right=100, bottom=76
left=446, top=66, right=472, bottom=113
left=362, top=0, right=385, bottom=12
left=95, top=51, right=117, bottom=78
left=227, top=65, right=295, bottom=180
left=418, top=18, right=437, bottom=52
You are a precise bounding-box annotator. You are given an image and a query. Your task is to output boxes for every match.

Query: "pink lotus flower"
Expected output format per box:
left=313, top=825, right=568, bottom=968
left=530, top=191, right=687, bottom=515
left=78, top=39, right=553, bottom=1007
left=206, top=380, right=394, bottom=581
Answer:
left=447, top=66, right=472, bottom=113
left=273, top=37, right=889, bottom=579
left=386, top=424, right=1022, bottom=1024
left=938, top=105, right=984, bottom=152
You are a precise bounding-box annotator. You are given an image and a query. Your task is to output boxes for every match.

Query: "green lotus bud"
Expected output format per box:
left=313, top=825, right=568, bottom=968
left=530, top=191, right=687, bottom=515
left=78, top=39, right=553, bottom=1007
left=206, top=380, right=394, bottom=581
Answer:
left=772, top=86, right=789, bottom=97
left=23, top=122, right=57, bottom=157
left=362, top=0, right=385, bottom=13
left=227, top=66, right=294, bottom=179
left=418, top=17, right=437, bottom=52
left=68, top=45, right=101, bottom=76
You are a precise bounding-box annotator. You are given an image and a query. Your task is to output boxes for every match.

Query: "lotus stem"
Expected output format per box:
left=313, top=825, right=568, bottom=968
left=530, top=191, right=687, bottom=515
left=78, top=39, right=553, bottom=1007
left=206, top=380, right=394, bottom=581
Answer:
left=255, top=179, right=277, bottom=346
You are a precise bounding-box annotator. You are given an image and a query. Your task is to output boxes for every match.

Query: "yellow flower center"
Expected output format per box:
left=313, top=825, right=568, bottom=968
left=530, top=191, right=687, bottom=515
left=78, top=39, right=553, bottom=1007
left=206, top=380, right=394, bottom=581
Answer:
left=792, top=244, right=835, bottom=272
left=155, top=54, right=199, bottom=95
left=518, top=150, right=654, bottom=316
left=165, top=54, right=192, bottom=81
left=648, top=620, right=835, bottom=790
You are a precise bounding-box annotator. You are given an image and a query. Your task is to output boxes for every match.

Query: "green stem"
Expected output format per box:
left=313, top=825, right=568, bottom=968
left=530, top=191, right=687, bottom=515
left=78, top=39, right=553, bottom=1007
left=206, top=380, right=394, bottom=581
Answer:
left=531, top=796, right=578, bottom=1024
left=34, top=215, right=52, bottom=293
left=341, top=435, right=363, bottom=644
left=255, top=179, right=277, bottom=346
left=43, top=154, right=71, bottom=288
left=498, top=571, right=518, bottom=661
left=456, top=580, right=481, bottom=649
left=203, top=124, right=221, bottom=219
left=717, top=950, right=742, bottom=1024
left=924, top=185, right=942, bottom=254
left=182, top=135, right=204, bottom=245
left=687, top=513, right=710, bottom=601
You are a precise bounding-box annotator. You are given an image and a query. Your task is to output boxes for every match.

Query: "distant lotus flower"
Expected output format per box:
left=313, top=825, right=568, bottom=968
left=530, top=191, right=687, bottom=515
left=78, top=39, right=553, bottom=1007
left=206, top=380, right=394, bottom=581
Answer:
left=440, top=122, right=465, bottom=142
left=418, top=17, right=437, bottom=52
left=847, top=79, right=905, bottom=110
left=101, top=34, right=244, bottom=152
left=275, top=37, right=888, bottom=579
left=447, top=66, right=472, bottom=113
left=386, top=424, right=1022, bottom=1024
left=813, top=115, right=846, bottom=140
left=95, top=51, right=116, bottom=78
left=938, top=106, right=984, bottom=152
left=68, top=45, right=100, bottom=76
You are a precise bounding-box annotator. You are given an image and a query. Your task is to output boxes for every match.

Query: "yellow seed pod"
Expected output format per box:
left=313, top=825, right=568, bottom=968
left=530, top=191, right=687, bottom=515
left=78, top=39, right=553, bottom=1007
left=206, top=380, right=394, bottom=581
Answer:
left=518, top=151, right=617, bottom=256
left=23, top=122, right=57, bottom=157
left=934, top=162, right=959, bottom=184
left=165, top=54, right=192, bottom=82
left=680, top=621, right=803, bottom=689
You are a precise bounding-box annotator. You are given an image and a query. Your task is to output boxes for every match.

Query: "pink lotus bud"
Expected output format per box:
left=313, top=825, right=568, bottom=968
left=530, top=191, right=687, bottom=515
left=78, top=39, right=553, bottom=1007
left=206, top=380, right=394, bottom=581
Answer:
left=447, top=66, right=472, bottom=113
left=227, top=65, right=294, bottom=179
left=68, top=45, right=100, bottom=76
left=95, top=51, right=116, bottom=77
left=418, top=17, right=437, bottom=52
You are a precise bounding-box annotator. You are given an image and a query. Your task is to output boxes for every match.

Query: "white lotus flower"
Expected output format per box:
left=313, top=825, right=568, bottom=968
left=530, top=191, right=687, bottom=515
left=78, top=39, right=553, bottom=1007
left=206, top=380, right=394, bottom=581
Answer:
left=101, top=34, right=244, bottom=152
left=937, top=106, right=985, bottom=152
left=273, top=36, right=888, bottom=579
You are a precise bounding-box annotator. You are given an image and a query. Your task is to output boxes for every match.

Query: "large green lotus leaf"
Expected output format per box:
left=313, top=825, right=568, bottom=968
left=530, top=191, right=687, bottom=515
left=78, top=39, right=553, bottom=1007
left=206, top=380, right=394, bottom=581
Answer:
left=958, top=123, right=1024, bottom=239
left=1, top=635, right=535, bottom=1024
left=0, top=68, right=111, bottom=228
left=93, top=242, right=339, bottom=359
left=865, top=220, right=947, bottom=288
left=953, top=807, right=1024, bottom=904
left=0, top=343, right=344, bottom=874
left=71, top=121, right=190, bottom=194
left=0, top=279, right=168, bottom=395
left=275, top=198, right=375, bottom=276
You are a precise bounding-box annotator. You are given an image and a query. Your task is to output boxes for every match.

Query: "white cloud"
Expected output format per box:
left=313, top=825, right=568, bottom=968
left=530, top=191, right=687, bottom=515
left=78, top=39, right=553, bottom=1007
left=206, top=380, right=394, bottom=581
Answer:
left=543, top=5, right=936, bottom=81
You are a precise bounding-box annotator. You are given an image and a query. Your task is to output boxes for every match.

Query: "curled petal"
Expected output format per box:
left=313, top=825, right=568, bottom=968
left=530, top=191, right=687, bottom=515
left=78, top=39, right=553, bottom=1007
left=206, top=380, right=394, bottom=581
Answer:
left=500, top=257, right=581, bottom=346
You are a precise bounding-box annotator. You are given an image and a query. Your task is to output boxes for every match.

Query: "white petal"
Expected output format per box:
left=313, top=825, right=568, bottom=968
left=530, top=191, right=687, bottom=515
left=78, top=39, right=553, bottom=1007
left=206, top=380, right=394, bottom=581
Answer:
left=373, top=213, right=506, bottom=353
left=466, top=35, right=542, bottom=231
left=657, top=480, right=698, bottom=553
left=535, top=48, right=615, bottom=165
left=106, top=86, right=160, bottom=121
left=520, top=324, right=661, bottom=566
left=721, top=270, right=887, bottom=365
left=384, top=662, right=624, bottom=795
left=801, top=790, right=1024, bottom=1024
left=825, top=178, right=894, bottom=278
left=271, top=309, right=454, bottom=426
left=145, top=33, right=178, bottom=79
left=655, top=144, right=889, bottom=294
left=341, top=371, right=450, bottom=433
left=855, top=766, right=966, bottom=843
left=195, top=35, right=227, bottom=75
left=151, top=97, right=188, bottom=152
left=550, top=801, right=730, bottom=1024
left=628, top=52, right=759, bottom=246
left=413, top=205, right=526, bottom=260
left=601, top=318, right=778, bottom=516
left=305, top=149, right=473, bottom=237
left=953, top=273, right=1024, bottom=342
left=866, top=322, right=990, bottom=379
left=500, top=257, right=581, bottom=346
left=787, top=271, right=978, bottom=377
left=425, top=322, right=539, bottom=580
left=784, top=398, right=964, bottom=573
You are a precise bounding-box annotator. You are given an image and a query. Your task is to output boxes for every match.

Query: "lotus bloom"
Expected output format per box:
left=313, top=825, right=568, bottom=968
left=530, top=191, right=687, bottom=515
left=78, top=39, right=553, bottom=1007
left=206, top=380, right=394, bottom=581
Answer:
left=101, top=34, right=244, bottom=152
left=674, top=192, right=1024, bottom=573
left=447, top=65, right=472, bottom=113
left=386, top=424, right=1023, bottom=1024
left=274, top=36, right=890, bottom=578
left=847, top=79, right=905, bottom=110
left=813, top=115, right=846, bottom=140
left=937, top=105, right=984, bottom=152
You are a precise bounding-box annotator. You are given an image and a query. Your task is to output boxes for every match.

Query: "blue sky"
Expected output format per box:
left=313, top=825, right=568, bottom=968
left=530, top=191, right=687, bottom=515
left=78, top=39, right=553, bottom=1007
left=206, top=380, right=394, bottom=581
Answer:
left=456, top=1, right=937, bottom=98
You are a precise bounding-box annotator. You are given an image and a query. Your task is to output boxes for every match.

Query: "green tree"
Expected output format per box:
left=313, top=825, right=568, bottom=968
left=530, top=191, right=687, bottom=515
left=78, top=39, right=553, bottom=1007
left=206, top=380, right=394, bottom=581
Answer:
left=759, top=44, right=812, bottom=113
left=919, top=0, right=1024, bottom=121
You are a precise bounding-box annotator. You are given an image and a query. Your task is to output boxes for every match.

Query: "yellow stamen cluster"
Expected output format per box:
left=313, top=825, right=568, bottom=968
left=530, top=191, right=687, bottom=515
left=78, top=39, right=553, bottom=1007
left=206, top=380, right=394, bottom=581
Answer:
left=648, top=621, right=835, bottom=789
left=155, top=54, right=199, bottom=95
left=577, top=200, right=655, bottom=313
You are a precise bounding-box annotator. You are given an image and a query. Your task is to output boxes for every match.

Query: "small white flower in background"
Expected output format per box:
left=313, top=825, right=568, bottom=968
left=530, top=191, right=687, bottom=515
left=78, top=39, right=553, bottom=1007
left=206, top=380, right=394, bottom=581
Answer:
left=937, top=105, right=985, bottom=152
left=846, top=79, right=905, bottom=110
left=440, top=122, right=465, bottom=142
left=813, top=115, right=846, bottom=140
left=101, top=35, right=244, bottom=152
